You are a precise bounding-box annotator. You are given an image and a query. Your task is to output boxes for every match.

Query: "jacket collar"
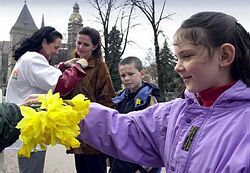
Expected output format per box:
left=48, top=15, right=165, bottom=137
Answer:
left=184, top=80, right=250, bottom=108
left=196, top=81, right=236, bottom=107
left=87, top=56, right=103, bottom=68
left=112, top=82, right=155, bottom=108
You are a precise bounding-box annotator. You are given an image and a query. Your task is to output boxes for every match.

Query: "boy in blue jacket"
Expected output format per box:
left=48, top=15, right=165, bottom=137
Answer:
left=110, top=56, right=164, bottom=173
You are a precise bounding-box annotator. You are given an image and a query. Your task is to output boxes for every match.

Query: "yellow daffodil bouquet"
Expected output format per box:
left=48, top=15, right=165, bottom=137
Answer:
left=16, top=90, right=90, bottom=158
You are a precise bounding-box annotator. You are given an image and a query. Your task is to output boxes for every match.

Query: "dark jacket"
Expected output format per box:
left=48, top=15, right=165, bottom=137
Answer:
left=65, top=55, right=116, bottom=154
left=0, top=103, right=22, bottom=152
left=112, top=82, right=164, bottom=113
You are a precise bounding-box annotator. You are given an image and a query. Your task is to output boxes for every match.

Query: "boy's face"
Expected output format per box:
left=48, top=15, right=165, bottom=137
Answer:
left=119, top=63, right=144, bottom=93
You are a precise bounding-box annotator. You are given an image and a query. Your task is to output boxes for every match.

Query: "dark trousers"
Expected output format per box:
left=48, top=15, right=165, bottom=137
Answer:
left=74, top=154, right=107, bottom=173
left=18, top=151, right=46, bottom=173
left=110, top=159, right=146, bottom=173
left=110, top=159, right=161, bottom=173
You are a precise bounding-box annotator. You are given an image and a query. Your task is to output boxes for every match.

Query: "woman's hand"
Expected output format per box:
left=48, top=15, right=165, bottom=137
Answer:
left=64, top=58, right=80, bottom=68
left=21, top=94, right=42, bottom=106
left=76, top=58, right=88, bottom=69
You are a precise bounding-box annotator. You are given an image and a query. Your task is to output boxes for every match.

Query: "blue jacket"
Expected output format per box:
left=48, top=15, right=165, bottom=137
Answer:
left=112, top=82, right=163, bottom=113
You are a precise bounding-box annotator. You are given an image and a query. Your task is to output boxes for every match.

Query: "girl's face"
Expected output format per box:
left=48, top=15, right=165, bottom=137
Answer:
left=174, top=42, right=230, bottom=93
left=76, top=34, right=97, bottom=60
left=42, top=38, right=62, bottom=60
left=119, top=63, right=144, bottom=93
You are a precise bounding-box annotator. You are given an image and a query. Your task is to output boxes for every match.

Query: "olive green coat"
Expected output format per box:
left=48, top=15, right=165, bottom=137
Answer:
left=0, top=103, right=22, bottom=152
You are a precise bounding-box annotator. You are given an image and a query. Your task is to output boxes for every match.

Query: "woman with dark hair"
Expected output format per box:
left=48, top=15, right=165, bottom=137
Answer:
left=6, top=26, right=88, bottom=173
left=65, top=26, right=116, bottom=173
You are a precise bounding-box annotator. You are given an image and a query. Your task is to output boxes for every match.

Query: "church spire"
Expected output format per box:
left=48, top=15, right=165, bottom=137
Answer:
left=73, top=2, right=79, bottom=13
left=41, top=14, right=45, bottom=28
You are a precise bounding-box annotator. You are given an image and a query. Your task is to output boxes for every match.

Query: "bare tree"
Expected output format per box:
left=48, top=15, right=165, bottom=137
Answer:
left=88, top=0, right=135, bottom=58
left=143, top=48, right=158, bottom=84
left=129, top=0, right=174, bottom=94
left=87, top=0, right=136, bottom=90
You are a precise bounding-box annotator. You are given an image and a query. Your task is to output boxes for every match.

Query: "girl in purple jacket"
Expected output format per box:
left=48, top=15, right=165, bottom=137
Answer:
left=21, top=11, right=250, bottom=172
left=78, top=11, right=250, bottom=173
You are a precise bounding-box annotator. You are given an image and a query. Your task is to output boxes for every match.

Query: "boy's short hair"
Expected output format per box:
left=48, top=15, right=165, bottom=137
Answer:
left=119, top=56, right=143, bottom=71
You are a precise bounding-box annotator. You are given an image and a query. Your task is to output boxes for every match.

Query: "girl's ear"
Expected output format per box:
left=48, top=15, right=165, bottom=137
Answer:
left=219, top=43, right=235, bottom=68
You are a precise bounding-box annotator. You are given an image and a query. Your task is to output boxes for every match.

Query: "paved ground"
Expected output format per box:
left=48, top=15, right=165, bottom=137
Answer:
left=1, top=145, right=166, bottom=173
left=2, top=145, right=76, bottom=173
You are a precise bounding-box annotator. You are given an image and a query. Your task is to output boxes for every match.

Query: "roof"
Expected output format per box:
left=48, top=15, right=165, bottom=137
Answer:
left=10, top=3, right=38, bottom=33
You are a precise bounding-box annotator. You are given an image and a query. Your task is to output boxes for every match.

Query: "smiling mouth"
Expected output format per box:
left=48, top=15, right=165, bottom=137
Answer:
left=182, top=76, right=192, bottom=82
left=182, top=76, right=191, bottom=79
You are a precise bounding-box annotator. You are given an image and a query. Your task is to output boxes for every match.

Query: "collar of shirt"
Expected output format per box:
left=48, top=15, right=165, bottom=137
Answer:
left=197, top=81, right=236, bottom=107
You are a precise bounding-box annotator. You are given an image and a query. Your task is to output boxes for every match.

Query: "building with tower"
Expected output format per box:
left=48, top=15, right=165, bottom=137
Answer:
left=0, top=1, right=84, bottom=95
left=0, top=2, right=84, bottom=171
left=8, top=1, right=38, bottom=76
left=67, top=2, right=83, bottom=57
left=0, top=1, right=38, bottom=95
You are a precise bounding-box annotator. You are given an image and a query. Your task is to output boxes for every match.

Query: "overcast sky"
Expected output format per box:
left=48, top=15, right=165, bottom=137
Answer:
left=0, top=0, right=249, bottom=59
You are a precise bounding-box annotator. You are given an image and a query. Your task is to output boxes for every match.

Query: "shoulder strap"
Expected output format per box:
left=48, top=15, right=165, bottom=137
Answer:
left=112, top=89, right=127, bottom=104
left=134, top=85, right=153, bottom=108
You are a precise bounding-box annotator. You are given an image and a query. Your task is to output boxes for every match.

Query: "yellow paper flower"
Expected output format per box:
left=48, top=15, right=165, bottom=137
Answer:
left=16, top=90, right=90, bottom=158
left=135, top=98, right=141, bottom=105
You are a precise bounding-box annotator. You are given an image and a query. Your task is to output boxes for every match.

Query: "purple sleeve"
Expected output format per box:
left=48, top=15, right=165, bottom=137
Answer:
left=78, top=102, right=165, bottom=167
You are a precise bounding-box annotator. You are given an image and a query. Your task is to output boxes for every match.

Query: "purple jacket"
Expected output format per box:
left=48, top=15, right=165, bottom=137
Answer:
left=79, top=80, right=250, bottom=173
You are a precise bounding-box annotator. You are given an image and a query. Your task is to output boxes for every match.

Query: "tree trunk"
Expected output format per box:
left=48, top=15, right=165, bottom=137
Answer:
left=153, top=30, right=165, bottom=96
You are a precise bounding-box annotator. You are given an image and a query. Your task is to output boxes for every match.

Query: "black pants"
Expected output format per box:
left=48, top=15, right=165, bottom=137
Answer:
left=110, top=159, right=161, bottom=173
left=110, top=159, right=146, bottom=173
left=74, top=154, right=107, bottom=173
